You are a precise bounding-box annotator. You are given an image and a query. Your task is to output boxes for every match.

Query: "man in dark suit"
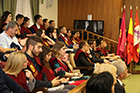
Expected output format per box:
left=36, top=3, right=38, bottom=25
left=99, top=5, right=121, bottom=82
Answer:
left=74, top=40, right=94, bottom=75
left=87, top=39, right=110, bottom=63
left=111, top=61, right=128, bottom=93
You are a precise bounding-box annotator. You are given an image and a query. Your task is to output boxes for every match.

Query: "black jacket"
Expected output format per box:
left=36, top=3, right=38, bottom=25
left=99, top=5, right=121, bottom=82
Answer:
left=75, top=50, right=94, bottom=75
left=0, top=67, right=28, bottom=93
left=89, top=49, right=104, bottom=63
left=115, top=80, right=125, bottom=93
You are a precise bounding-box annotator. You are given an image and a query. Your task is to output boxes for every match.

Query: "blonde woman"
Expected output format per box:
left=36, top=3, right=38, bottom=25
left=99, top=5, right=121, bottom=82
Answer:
left=4, top=52, right=35, bottom=92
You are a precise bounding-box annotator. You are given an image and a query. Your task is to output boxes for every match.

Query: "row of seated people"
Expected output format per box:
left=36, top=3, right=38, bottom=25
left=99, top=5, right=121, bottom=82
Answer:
left=0, top=12, right=123, bottom=93
left=86, top=61, right=127, bottom=93
left=0, top=11, right=80, bottom=52
left=0, top=37, right=123, bottom=93
left=0, top=36, right=81, bottom=93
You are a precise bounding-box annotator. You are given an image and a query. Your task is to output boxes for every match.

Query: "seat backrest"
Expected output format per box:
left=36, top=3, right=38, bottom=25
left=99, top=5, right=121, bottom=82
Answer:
left=69, top=53, right=80, bottom=73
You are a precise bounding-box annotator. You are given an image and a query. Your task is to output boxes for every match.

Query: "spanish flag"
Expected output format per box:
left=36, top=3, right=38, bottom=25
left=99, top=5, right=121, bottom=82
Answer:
left=127, top=9, right=134, bottom=65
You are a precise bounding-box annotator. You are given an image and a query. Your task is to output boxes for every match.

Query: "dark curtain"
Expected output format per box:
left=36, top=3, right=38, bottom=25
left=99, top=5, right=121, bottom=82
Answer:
left=30, top=0, right=39, bottom=23
left=0, top=0, right=17, bottom=18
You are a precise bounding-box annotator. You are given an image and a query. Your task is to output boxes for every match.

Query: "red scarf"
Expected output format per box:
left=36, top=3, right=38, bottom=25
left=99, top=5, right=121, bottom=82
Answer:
left=8, top=71, right=30, bottom=92
left=102, top=48, right=109, bottom=56
left=21, top=26, right=32, bottom=34
left=96, top=47, right=107, bottom=56
left=74, top=49, right=92, bottom=63
left=27, top=57, right=43, bottom=80
left=72, top=38, right=79, bottom=44
left=43, top=39, right=50, bottom=47
left=43, top=66, right=55, bottom=81
left=49, top=57, right=69, bottom=72
left=74, top=49, right=83, bottom=61
left=31, top=24, right=45, bottom=33
left=65, top=36, right=73, bottom=45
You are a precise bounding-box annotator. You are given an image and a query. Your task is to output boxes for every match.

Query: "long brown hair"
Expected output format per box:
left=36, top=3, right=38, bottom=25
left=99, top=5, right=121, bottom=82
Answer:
left=52, top=41, right=65, bottom=57
left=39, top=45, right=52, bottom=65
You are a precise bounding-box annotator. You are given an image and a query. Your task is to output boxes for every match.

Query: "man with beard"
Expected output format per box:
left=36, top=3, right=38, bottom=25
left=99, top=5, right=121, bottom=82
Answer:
left=25, top=36, right=75, bottom=93
left=0, top=21, right=22, bottom=50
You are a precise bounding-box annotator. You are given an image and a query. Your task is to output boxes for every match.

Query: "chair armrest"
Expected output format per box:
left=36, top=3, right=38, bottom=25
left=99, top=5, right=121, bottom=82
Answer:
left=73, top=66, right=93, bottom=70
left=31, top=87, right=48, bottom=93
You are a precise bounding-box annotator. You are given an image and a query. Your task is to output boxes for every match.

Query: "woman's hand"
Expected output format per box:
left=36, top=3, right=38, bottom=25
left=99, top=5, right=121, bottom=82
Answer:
left=51, top=76, right=61, bottom=86
left=24, top=69, right=34, bottom=82
left=60, top=77, right=69, bottom=83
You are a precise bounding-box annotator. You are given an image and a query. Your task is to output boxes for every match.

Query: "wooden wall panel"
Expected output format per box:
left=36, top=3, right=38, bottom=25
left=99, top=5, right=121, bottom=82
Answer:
left=124, top=0, right=140, bottom=30
left=58, top=0, right=124, bottom=41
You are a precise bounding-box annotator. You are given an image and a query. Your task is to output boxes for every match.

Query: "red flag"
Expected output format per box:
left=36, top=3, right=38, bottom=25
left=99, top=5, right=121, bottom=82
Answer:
left=134, top=9, right=140, bottom=63
left=117, top=9, right=126, bottom=59
left=127, top=9, right=134, bottom=65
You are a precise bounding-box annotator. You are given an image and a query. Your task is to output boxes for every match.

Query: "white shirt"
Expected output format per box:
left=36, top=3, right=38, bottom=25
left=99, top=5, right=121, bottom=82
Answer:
left=0, top=31, right=22, bottom=49
left=60, top=34, right=68, bottom=41
left=117, top=79, right=123, bottom=86
left=36, top=24, right=40, bottom=29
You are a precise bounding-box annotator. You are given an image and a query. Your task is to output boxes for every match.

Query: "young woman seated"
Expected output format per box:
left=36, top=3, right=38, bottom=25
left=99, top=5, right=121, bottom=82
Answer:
left=39, top=45, right=69, bottom=82
left=46, top=27, right=58, bottom=42
left=96, top=39, right=121, bottom=60
left=4, top=52, right=35, bottom=92
left=70, top=31, right=80, bottom=45
left=50, top=41, right=81, bottom=78
left=36, top=29, right=55, bottom=47
left=21, top=17, right=34, bottom=38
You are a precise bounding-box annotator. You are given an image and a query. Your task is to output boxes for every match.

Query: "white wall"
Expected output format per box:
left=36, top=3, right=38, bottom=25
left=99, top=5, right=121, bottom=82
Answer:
left=39, top=0, right=58, bottom=28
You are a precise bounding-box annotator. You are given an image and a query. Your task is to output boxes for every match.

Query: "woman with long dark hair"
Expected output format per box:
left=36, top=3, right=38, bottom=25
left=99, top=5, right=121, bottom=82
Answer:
left=0, top=11, right=12, bottom=33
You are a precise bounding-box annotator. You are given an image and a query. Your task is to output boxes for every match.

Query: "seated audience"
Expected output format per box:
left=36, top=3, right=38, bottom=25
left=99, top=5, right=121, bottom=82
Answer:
left=92, top=63, right=118, bottom=93
left=96, top=39, right=108, bottom=56
left=86, top=72, right=115, bottom=93
left=25, top=36, right=76, bottom=93
left=43, top=18, right=49, bottom=30
left=49, top=20, right=55, bottom=28
left=59, top=26, right=78, bottom=50
left=36, top=29, right=55, bottom=47
left=111, top=61, right=128, bottom=93
left=46, top=27, right=58, bottom=42
left=50, top=41, right=80, bottom=78
left=29, top=14, right=44, bottom=34
left=76, top=31, right=81, bottom=42
left=39, top=45, right=70, bottom=83
left=15, top=14, right=24, bottom=30
left=74, top=40, right=94, bottom=75
left=0, top=21, right=22, bottom=50
left=71, top=31, right=79, bottom=44
left=96, top=39, right=120, bottom=60
left=21, top=17, right=33, bottom=38
left=0, top=66, right=28, bottom=93
left=87, top=39, right=110, bottom=63
left=4, top=52, right=35, bottom=92
left=0, top=11, right=12, bottom=33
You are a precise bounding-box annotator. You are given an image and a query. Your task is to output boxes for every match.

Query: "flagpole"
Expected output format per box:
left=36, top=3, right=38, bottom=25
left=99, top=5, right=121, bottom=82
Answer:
left=124, top=5, right=126, bottom=9
left=136, top=6, right=138, bottom=10
left=129, top=6, right=134, bottom=73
